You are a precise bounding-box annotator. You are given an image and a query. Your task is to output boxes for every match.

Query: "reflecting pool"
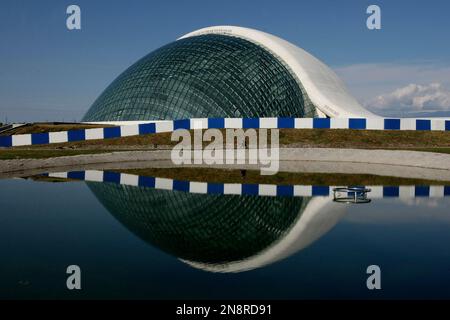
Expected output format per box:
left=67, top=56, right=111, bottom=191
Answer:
left=1, top=169, right=450, bottom=299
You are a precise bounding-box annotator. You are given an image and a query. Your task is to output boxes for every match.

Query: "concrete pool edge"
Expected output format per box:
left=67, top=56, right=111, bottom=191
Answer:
left=1, top=148, right=450, bottom=181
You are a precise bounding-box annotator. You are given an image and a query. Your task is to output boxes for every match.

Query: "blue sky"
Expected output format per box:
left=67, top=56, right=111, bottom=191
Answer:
left=1, top=0, right=450, bottom=122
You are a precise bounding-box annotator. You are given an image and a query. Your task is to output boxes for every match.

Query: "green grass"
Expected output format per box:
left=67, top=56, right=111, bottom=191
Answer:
left=409, top=147, right=450, bottom=154
left=1, top=128, right=449, bottom=160
left=1, top=123, right=110, bottom=136
left=0, top=149, right=116, bottom=160
left=278, top=129, right=450, bottom=148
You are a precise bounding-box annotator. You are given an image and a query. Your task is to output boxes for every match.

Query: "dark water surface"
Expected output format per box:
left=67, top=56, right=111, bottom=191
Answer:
left=1, top=177, right=450, bottom=299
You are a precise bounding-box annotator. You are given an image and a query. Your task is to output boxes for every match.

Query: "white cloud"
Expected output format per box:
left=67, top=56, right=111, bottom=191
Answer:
left=333, top=62, right=450, bottom=115
left=366, top=82, right=450, bottom=112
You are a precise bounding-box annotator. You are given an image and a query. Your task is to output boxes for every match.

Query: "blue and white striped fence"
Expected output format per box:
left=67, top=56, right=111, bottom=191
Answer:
left=43, top=170, right=450, bottom=199
left=1, top=117, right=450, bottom=148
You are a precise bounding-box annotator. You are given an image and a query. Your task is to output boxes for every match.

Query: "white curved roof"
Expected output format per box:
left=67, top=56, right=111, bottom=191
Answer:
left=180, top=26, right=378, bottom=118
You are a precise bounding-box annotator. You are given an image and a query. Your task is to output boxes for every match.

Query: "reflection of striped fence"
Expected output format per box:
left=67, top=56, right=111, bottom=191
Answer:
left=1, top=117, right=450, bottom=147
left=44, top=170, right=450, bottom=199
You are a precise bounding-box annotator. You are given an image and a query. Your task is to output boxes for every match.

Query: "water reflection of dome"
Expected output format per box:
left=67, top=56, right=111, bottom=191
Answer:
left=87, top=181, right=346, bottom=272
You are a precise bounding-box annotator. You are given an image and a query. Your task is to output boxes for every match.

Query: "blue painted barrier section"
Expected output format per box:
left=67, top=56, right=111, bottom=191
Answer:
left=31, top=133, right=49, bottom=145
left=313, top=118, right=330, bottom=129
left=242, top=184, right=259, bottom=195
left=138, top=123, right=156, bottom=134
left=104, top=126, right=121, bottom=138
left=68, top=129, right=85, bottom=142
left=207, top=183, right=224, bottom=194
left=349, top=118, right=366, bottom=130
left=416, top=120, right=431, bottom=131
left=42, top=170, right=450, bottom=199
left=173, top=180, right=190, bottom=192
left=0, top=135, right=12, bottom=147
left=383, top=186, right=400, bottom=197
left=138, top=176, right=155, bottom=188
left=243, top=118, right=259, bottom=129
left=1, top=117, right=449, bottom=148
left=384, top=119, right=401, bottom=130
left=277, top=185, right=294, bottom=196
left=208, top=118, right=224, bottom=129
left=174, top=119, right=190, bottom=130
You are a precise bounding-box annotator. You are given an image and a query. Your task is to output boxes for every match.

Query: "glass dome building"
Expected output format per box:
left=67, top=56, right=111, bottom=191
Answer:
left=83, top=26, right=376, bottom=122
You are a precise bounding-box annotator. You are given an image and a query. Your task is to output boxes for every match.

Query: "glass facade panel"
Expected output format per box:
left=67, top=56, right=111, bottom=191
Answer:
left=83, top=34, right=317, bottom=122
